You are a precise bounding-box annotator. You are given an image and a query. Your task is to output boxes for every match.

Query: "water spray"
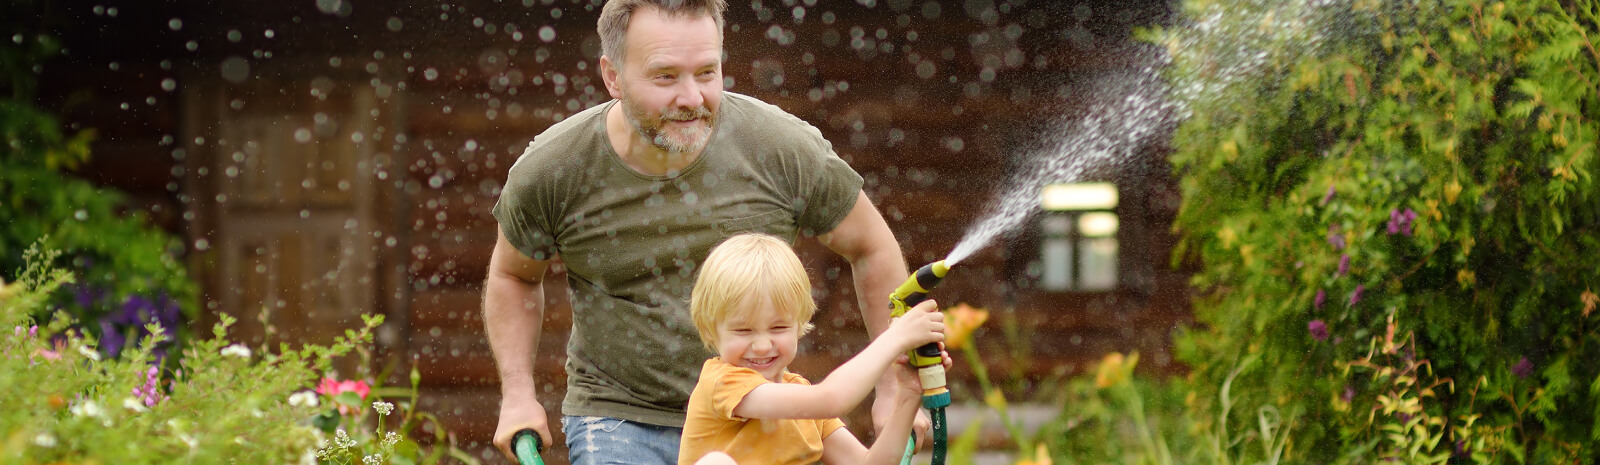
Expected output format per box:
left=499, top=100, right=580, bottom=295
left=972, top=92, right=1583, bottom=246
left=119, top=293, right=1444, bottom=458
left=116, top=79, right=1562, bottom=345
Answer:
left=888, top=260, right=953, bottom=465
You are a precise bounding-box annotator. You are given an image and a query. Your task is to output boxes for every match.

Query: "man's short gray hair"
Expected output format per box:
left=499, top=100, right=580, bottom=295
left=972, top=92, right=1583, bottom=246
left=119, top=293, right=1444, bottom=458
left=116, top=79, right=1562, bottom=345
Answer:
left=598, top=0, right=727, bottom=66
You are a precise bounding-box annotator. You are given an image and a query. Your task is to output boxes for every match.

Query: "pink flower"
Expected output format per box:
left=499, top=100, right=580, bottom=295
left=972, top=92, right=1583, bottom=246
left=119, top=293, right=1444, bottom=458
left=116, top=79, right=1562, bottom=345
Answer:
left=1337, top=254, right=1351, bottom=276
left=1387, top=208, right=1417, bottom=236
left=1321, top=186, right=1336, bottom=205
left=1314, top=289, right=1326, bottom=310
left=1512, top=357, right=1534, bottom=378
left=1348, top=284, right=1365, bottom=307
left=317, top=378, right=372, bottom=400
left=1308, top=320, right=1329, bottom=341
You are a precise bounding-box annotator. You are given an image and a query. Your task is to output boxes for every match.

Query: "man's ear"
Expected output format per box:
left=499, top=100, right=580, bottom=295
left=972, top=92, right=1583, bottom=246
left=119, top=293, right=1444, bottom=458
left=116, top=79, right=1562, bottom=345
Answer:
left=600, top=55, right=623, bottom=99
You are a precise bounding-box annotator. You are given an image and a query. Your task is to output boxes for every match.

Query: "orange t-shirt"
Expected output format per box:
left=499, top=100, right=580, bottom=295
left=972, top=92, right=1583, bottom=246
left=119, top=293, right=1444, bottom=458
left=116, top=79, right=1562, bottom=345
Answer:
left=678, top=358, right=848, bottom=465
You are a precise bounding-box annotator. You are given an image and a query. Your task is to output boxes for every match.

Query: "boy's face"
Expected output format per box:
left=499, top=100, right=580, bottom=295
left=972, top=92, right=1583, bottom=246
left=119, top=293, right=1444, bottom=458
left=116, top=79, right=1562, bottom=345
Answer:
left=715, top=293, right=800, bottom=383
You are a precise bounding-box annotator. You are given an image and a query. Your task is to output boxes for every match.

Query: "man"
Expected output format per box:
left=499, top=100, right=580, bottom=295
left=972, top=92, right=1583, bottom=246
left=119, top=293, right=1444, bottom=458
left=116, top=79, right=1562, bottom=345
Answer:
left=485, top=1, right=932, bottom=463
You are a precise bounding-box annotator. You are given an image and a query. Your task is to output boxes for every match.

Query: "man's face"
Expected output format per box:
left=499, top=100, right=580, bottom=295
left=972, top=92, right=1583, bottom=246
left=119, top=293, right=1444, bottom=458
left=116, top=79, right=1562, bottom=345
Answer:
left=613, top=9, right=723, bottom=154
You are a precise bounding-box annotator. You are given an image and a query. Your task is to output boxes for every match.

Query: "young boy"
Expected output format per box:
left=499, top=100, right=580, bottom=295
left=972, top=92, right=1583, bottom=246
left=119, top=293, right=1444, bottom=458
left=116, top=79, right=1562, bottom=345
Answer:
left=679, top=233, right=948, bottom=465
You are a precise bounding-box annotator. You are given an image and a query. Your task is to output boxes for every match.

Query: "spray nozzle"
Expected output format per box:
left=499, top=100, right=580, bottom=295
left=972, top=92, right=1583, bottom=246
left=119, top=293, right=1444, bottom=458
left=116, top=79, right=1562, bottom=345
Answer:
left=889, top=260, right=950, bottom=316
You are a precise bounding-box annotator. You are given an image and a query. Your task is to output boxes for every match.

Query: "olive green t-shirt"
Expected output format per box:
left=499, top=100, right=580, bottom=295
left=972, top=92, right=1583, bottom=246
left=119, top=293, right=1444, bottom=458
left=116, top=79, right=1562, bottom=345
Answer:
left=491, top=92, right=864, bottom=427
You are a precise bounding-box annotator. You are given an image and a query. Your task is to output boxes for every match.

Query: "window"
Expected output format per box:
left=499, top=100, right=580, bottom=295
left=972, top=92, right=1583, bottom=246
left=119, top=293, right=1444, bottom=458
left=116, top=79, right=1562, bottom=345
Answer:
left=1036, top=183, right=1118, bottom=292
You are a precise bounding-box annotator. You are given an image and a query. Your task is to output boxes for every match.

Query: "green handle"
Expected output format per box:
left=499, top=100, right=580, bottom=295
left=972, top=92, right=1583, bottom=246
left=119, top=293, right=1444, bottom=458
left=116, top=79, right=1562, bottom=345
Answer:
left=900, top=432, right=916, bottom=465
left=513, top=429, right=545, bottom=465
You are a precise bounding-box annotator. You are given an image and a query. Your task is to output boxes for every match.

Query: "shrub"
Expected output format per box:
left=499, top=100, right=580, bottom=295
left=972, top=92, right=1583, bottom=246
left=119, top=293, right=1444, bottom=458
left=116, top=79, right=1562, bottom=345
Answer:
left=1, top=7, right=198, bottom=362
left=1, top=243, right=478, bottom=464
left=1159, top=0, right=1598, bottom=462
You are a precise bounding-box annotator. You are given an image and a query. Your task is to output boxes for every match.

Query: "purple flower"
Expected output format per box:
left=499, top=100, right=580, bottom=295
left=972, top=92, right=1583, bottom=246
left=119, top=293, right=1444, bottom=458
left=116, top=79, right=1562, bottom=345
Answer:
left=1387, top=208, right=1417, bottom=236
left=1348, top=284, right=1365, bottom=307
left=1327, top=224, right=1346, bottom=250
left=1338, top=254, right=1351, bottom=276
left=1512, top=357, right=1534, bottom=378
left=98, top=320, right=126, bottom=359
left=73, top=285, right=105, bottom=309
left=1308, top=320, right=1329, bottom=341
left=1342, top=385, right=1355, bottom=402
left=1321, top=186, right=1336, bottom=205
left=1314, top=289, right=1327, bottom=310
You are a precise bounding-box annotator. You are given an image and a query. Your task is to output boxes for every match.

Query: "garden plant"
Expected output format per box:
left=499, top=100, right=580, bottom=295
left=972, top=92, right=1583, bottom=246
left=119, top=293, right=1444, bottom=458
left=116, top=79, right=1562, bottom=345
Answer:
left=1, top=242, right=480, bottom=464
left=1159, top=0, right=1599, bottom=462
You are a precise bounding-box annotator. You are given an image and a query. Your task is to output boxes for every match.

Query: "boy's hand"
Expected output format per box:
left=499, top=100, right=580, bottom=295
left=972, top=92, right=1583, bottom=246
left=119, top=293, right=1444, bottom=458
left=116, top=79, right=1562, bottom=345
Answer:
left=886, top=300, right=945, bottom=351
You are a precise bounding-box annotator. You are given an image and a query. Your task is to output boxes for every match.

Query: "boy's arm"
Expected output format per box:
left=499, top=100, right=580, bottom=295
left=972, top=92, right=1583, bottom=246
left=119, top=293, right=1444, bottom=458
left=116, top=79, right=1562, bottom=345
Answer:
left=733, top=303, right=943, bottom=420
left=818, top=366, right=922, bottom=465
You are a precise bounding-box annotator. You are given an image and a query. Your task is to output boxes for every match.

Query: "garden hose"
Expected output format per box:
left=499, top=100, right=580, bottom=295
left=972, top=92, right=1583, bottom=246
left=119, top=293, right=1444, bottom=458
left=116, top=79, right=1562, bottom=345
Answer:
left=889, top=260, right=953, bottom=465
left=512, top=429, right=545, bottom=465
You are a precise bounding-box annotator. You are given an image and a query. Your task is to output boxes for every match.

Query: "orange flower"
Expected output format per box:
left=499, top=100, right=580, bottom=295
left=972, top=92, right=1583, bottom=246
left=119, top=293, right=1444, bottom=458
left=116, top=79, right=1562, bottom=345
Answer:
left=945, top=304, right=989, bottom=350
left=1094, top=351, right=1139, bottom=389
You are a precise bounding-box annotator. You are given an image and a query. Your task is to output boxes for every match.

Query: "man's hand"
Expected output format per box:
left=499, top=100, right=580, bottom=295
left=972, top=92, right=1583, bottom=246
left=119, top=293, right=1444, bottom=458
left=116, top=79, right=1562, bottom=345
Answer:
left=493, top=395, right=553, bottom=464
left=872, top=341, right=955, bottom=451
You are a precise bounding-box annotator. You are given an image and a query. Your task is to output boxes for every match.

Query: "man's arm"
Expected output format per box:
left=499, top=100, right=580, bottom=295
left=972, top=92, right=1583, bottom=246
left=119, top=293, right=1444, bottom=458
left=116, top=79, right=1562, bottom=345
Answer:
left=485, top=229, right=555, bottom=462
left=816, top=191, right=936, bottom=447
left=816, top=190, right=907, bottom=338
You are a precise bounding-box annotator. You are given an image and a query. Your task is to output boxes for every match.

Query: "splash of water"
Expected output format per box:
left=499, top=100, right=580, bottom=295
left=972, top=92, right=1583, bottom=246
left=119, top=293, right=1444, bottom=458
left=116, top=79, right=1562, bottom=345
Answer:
left=945, top=0, right=1363, bottom=267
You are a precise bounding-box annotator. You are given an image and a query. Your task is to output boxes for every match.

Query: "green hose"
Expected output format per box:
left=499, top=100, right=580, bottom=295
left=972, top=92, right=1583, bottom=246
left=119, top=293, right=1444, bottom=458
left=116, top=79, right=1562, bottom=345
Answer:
left=931, top=407, right=947, bottom=465
left=513, top=429, right=545, bottom=465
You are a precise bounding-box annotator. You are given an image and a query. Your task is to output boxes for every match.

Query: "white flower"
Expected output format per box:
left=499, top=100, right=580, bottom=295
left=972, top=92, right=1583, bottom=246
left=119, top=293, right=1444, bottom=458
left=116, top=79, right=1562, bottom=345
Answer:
left=371, top=401, right=394, bottom=416
left=33, top=432, right=57, bottom=448
left=288, top=391, right=319, bottom=408
left=362, top=454, right=382, bottom=465
left=77, top=345, right=100, bottom=361
left=70, top=400, right=103, bottom=418
left=382, top=431, right=400, bottom=448
left=220, top=344, right=252, bottom=358
left=123, top=397, right=149, bottom=413
left=298, top=448, right=318, bottom=465
left=334, top=428, right=356, bottom=448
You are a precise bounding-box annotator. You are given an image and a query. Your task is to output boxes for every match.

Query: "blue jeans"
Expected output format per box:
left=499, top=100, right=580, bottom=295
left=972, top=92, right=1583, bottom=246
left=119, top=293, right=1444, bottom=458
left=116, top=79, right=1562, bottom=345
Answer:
left=561, top=415, right=682, bottom=465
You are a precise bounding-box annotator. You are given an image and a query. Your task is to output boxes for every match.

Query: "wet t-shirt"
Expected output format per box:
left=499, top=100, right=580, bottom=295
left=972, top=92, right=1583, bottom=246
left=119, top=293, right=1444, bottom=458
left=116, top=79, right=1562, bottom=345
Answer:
left=491, top=92, right=864, bottom=427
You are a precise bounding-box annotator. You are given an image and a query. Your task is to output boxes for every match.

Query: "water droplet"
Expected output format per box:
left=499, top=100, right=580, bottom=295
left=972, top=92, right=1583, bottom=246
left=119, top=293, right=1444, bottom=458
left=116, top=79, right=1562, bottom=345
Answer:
left=219, top=56, right=250, bottom=84
left=168, top=19, right=183, bottom=31
left=538, top=26, right=556, bottom=43
left=160, top=78, right=177, bottom=91
left=74, top=210, right=88, bottom=221
left=294, top=128, right=312, bottom=143
left=387, top=17, right=403, bottom=32
left=423, top=68, right=439, bottom=81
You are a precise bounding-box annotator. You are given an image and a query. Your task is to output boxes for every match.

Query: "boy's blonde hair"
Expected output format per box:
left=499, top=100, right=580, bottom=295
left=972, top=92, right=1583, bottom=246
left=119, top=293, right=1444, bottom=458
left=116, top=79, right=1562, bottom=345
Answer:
left=691, top=233, right=816, bottom=352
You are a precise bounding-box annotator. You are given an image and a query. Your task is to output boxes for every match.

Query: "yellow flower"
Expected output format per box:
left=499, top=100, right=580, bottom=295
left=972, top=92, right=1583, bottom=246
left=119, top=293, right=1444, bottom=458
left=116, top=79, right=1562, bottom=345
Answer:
left=1094, top=351, right=1139, bottom=389
left=1014, top=443, right=1052, bottom=465
left=984, top=388, right=1008, bottom=411
left=944, top=304, right=989, bottom=350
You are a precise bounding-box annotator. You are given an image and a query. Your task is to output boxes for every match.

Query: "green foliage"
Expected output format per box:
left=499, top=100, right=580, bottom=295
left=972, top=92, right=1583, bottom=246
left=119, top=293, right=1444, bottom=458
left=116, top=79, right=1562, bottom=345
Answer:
left=0, top=7, right=199, bottom=359
left=0, top=243, right=478, bottom=464
left=1159, top=0, right=1600, bottom=462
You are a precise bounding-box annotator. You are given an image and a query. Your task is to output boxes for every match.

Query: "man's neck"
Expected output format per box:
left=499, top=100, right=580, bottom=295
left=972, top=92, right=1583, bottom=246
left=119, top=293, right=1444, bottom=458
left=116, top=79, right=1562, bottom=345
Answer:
left=606, top=102, right=699, bottom=176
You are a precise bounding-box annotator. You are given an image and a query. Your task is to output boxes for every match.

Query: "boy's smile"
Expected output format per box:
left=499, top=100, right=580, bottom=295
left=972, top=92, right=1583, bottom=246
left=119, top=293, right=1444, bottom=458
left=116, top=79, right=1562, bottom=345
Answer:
left=715, top=294, right=800, bottom=382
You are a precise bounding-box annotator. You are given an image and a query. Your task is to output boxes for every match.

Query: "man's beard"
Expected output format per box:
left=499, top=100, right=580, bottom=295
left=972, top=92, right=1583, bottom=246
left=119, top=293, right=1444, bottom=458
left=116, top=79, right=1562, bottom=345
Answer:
left=620, top=91, right=716, bottom=154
